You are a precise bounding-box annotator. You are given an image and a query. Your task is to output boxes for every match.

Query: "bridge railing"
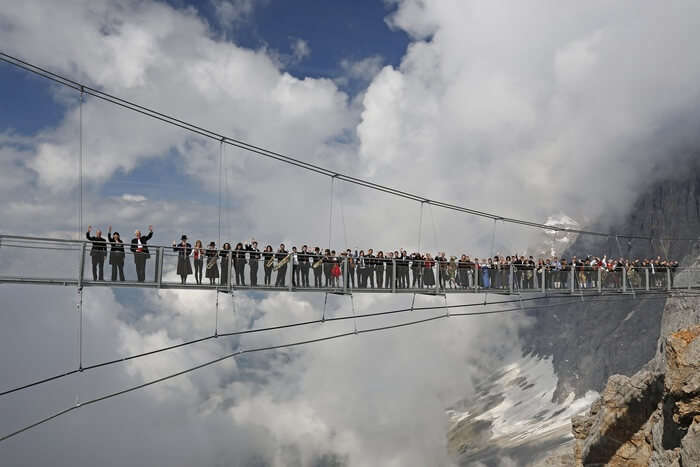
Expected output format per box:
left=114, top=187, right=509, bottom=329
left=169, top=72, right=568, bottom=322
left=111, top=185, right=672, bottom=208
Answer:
left=0, top=235, right=697, bottom=295
left=0, top=236, right=84, bottom=282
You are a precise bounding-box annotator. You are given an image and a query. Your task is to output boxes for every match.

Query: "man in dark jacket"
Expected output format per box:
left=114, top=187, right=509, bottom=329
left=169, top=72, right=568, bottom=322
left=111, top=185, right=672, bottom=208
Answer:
left=107, top=226, right=125, bottom=281
left=86, top=226, right=107, bottom=281
left=130, top=225, right=154, bottom=282
left=366, top=249, right=376, bottom=288
left=299, top=245, right=311, bottom=287
left=245, top=240, right=260, bottom=286
left=275, top=244, right=289, bottom=287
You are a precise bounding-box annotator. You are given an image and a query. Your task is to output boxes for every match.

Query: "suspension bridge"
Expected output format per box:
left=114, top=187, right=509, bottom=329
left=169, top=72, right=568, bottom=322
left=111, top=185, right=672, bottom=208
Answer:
left=1, top=50, right=699, bottom=444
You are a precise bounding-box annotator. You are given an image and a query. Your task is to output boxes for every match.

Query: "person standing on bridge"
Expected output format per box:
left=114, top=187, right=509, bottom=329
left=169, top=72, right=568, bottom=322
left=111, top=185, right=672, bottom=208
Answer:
left=205, top=241, right=219, bottom=285
left=457, top=254, right=468, bottom=288
left=375, top=251, right=385, bottom=289
left=299, top=245, right=311, bottom=287
left=423, top=253, right=435, bottom=288
left=311, top=247, right=323, bottom=287
left=437, top=252, right=448, bottom=290
left=86, top=226, right=107, bottom=281
left=221, top=243, right=233, bottom=286
left=193, top=240, right=204, bottom=285
left=107, top=226, right=125, bottom=281
left=398, top=249, right=409, bottom=289
left=246, top=240, right=260, bottom=286
left=344, top=249, right=356, bottom=289
left=322, top=248, right=333, bottom=287
left=291, top=246, right=300, bottom=287
left=232, top=242, right=245, bottom=286
left=130, top=226, right=153, bottom=282
left=356, top=250, right=366, bottom=288
left=366, top=249, right=376, bottom=288
left=411, top=252, right=422, bottom=288
left=172, top=235, right=192, bottom=284
left=262, top=245, right=274, bottom=286
left=275, top=244, right=289, bottom=287
left=385, top=251, right=394, bottom=289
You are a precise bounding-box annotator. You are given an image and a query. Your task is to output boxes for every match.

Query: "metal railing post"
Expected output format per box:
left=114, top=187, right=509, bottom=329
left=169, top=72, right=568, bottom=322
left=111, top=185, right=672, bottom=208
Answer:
left=622, top=267, right=627, bottom=293
left=392, top=259, right=396, bottom=293
left=474, top=264, right=479, bottom=292
left=509, top=264, right=514, bottom=295
left=597, top=267, right=602, bottom=293
left=689, top=269, right=693, bottom=290
left=645, top=268, right=650, bottom=291
left=156, top=246, right=164, bottom=287
left=570, top=267, right=574, bottom=294
left=667, top=268, right=671, bottom=291
left=228, top=251, right=233, bottom=292
left=541, top=268, right=546, bottom=293
left=78, top=242, right=86, bottom=287
left=288, top=254, right=293, bottom=292
left=436, top=261, right=440, bottom=293
left=152, top=247, right=160, bottom=283
left=343, top=256, right=348, bottom=294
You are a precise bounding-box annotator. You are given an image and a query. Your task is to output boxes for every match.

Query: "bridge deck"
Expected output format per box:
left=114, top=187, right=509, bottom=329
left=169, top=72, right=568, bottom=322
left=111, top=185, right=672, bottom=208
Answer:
left=0, top=276, right=696, bottom=298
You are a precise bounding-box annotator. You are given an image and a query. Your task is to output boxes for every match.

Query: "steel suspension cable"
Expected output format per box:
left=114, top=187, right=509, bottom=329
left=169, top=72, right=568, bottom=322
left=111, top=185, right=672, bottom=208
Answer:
left=218, top=139, right=223, bottom=247
left=1, top=52, right=695, bottom=242
left=328, top=176, right=335, bottom=251
left=3, top=291, right=681, bottom=399
left=78, top=88, right=83, bottom=238
left=215, top=290, right=220, bottom=337
left=338, top=190, right=349, bottom=251
left=417, top=202, right=425, bottom=252
left=0, top=291, right=690, bottom=443
left=429, top=203, right=439, bottom=251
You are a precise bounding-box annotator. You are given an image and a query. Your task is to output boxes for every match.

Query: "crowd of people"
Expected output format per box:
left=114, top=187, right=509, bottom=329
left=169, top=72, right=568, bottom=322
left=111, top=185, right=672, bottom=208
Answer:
left=85, top=225, right=153, bottom=282
left=83, top=227, right=681, bottom=290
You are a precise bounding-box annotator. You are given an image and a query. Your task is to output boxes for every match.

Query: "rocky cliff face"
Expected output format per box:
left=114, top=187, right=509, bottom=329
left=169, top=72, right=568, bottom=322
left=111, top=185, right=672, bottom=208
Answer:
left=520, top=295, right=669, bottom=403
left=571, top=295, right=700, bottom=466
left=520, top=163, right=700, bottom=404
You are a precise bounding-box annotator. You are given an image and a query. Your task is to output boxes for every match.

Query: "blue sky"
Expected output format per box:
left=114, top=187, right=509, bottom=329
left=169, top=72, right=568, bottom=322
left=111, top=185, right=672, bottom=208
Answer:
left=0, top=0, right=408, bottom=135
left=183, top=0, right=409, bottom=78
left=0, top=65, right=67, bottom=135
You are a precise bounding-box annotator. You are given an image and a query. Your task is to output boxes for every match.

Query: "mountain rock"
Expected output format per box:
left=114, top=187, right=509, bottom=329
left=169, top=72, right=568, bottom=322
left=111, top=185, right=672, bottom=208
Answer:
left=520, top=161, right=700, bottom=404
left=572, top=316, right=700, bottom=466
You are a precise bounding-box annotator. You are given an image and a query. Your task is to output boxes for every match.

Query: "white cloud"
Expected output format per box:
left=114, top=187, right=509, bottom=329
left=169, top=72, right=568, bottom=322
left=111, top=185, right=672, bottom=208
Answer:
left=365, top=0, right=700, bottom=233
left=337, top=55, right=385, bottom=90
left=120, top=193, right=147, bottom=202
left=290, top=38, right=311, bottom=62
left=212, top=0, right=257, bottom=29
